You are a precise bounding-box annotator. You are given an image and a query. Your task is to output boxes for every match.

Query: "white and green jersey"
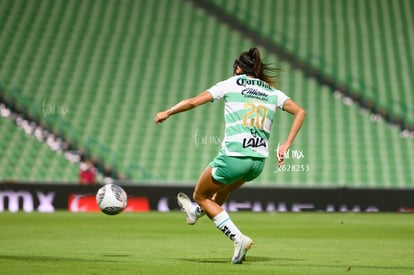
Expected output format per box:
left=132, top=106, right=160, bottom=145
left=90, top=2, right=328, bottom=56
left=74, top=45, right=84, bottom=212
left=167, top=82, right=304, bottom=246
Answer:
left=207, top=74, right=289, bottom=158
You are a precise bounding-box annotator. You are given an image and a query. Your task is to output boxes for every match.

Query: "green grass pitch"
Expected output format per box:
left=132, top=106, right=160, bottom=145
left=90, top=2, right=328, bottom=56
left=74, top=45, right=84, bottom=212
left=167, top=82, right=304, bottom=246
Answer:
left=0, top=211, right=413, bottom=274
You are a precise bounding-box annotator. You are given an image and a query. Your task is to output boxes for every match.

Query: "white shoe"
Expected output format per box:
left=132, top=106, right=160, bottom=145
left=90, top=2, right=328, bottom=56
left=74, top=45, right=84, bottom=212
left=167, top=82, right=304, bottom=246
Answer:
left=232, top=235, right=254, bottom=264
left=177, top=192, right=197, bottom=225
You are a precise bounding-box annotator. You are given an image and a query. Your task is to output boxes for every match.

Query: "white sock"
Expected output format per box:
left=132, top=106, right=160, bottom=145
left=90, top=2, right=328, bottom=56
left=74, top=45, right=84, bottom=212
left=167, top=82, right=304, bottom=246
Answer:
left=212, top=211, right=242, bottom=242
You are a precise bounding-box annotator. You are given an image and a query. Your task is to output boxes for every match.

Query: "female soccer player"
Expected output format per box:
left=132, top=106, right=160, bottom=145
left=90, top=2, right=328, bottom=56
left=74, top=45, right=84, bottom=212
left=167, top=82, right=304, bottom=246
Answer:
left=154, top=48, right=306, bottom=264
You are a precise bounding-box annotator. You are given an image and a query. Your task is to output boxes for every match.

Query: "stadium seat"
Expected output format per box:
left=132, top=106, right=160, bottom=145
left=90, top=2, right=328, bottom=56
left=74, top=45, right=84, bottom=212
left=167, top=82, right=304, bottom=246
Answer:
left=0, top=0, right=412, bottom=187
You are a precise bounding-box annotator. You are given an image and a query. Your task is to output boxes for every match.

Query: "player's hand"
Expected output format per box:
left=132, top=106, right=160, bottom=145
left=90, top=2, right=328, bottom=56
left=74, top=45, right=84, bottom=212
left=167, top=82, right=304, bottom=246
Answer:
left=276, top=142, right=290, bottom=167
left=154, top=111, right=169, bottom=124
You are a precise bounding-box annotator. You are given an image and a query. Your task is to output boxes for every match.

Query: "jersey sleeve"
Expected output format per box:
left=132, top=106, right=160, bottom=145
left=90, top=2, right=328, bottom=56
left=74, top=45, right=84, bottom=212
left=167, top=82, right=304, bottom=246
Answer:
left=275, top=90, right=290, bottom=109
left=207, top=78, right=232, bottom=101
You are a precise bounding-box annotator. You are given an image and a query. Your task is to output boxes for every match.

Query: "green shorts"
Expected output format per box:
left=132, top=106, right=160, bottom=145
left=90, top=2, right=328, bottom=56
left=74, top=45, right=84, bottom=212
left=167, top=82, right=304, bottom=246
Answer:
left=209, top=150, right=266, bottom=185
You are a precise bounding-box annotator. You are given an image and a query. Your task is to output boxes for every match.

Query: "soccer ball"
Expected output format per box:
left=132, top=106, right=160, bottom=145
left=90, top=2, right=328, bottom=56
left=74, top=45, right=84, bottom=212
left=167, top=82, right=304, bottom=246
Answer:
left=96, top=184, right=128, bottom=215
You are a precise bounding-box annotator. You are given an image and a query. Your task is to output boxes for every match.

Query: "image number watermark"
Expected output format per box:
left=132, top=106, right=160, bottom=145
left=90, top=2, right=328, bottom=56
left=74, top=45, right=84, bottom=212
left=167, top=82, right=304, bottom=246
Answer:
left=274, top=143, right=310, bottom=173
left=275, top=164, right=311, bottom=173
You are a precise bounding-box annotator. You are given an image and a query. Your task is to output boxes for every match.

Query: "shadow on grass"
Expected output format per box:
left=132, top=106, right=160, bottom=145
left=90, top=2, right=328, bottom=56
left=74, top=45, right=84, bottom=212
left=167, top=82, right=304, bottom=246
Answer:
left=180, top=256, right=279, bottom=264
left=0, top=254, right=129, bottom=263
left=180, top=256, right=414, bottom=272
left=275, top=263, right=414, bottom=272
left=102, top=254, right=131, bottom=258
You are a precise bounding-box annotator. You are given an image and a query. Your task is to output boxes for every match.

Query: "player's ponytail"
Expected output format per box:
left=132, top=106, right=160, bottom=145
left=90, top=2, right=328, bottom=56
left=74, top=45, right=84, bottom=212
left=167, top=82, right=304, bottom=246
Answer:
left=233, top=47, right=280, bottom=87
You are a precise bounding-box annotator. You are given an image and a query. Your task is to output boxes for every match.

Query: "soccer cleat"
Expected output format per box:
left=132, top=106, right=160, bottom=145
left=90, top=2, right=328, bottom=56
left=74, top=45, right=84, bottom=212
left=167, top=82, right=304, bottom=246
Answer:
left=177, top=192, right=198, bottom=225
left=231, top=235, right=254, bottom=264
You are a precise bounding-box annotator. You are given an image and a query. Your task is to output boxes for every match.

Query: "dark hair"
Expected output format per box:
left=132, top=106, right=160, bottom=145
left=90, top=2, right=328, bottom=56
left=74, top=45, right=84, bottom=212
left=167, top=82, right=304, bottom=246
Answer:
left=233, top=47, right=280, bottom=87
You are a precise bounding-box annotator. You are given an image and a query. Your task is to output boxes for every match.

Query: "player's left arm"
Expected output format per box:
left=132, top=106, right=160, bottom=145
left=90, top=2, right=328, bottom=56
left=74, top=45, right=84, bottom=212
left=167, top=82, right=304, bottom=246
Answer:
left=154, top=91, right=213, bottom=124
left=277, top=99, right=306, bottom=165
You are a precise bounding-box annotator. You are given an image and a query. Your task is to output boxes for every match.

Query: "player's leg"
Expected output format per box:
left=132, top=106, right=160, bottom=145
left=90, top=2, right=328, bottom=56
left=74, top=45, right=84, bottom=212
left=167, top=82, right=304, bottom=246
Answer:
left=212, top=180, right=245, bottom=206
left=193, top=167, right=253, bottom=264
left=177, top=177, right=243, bottom=225
left=211, top=180, right=250, bottom=263
left=177, top=175, right=244, bottom=224
left=177, top=166, right=222, bottom=225
left=192, top=166, right=227, bottom=218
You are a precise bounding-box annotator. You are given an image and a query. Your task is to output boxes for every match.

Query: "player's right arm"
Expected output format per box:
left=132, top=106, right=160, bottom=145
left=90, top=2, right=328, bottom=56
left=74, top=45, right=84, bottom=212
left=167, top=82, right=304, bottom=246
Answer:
left=154, top=91, right=213, bottom=124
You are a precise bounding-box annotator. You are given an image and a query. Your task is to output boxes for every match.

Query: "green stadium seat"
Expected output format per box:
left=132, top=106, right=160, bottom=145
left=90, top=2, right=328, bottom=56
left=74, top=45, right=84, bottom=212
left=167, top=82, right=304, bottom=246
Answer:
left=0, top=0, right=413, bottom=187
